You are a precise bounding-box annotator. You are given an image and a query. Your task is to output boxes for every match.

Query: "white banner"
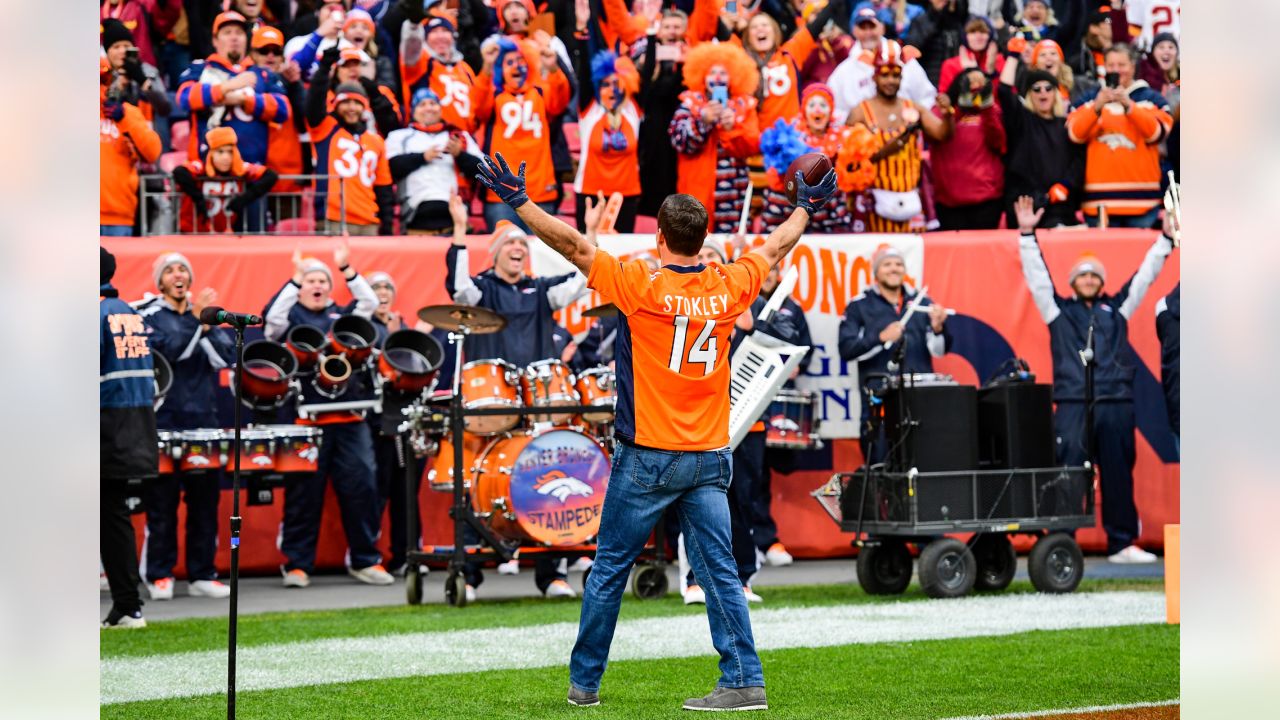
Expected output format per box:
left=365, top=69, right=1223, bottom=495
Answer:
left=529, top=233, right=925, bottom=438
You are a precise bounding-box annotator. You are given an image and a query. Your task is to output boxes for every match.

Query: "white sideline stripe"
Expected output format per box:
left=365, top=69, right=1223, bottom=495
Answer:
left=100, top=591, right=1164, bottom=705
left=940, top=698, right=1180, bottom=719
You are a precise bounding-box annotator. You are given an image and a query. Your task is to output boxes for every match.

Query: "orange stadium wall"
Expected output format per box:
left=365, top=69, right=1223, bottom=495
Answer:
left=102, top=230, right=1180, bottom=575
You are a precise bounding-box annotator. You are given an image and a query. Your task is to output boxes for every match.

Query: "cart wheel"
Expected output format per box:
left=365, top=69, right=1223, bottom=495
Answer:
left=444, top=570, right=468, bottom=608
left=632, top=564, right=668, bottom=600
left=405, top=566, right=424, bottom=605
left=972, top=535, right=1017, bottom=592
left=856, top=540, right=913, bottom=595
left=918, top=538, right=977, bottom=599
left=1028, top=533, right=1083, bottom=594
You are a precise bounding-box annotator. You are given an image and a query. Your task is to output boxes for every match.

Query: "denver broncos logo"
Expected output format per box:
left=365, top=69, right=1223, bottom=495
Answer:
left=1097, top=133, right=1137, bottom=151
left=534, top=470, right=595, bottom=504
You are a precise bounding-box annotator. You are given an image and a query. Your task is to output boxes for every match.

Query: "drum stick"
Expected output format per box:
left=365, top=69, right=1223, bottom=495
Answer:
left=738, top=181, right=754, bottom=236
left=1163, top=171, right=1181, bottom=247
left=884, top=286, right=928, bottom=349
left=757, top=265, right=799, bottom=324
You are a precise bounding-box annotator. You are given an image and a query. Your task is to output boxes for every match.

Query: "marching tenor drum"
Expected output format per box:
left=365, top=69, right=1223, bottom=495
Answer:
left=266, top=425, right=322, bottom=474
left=378, top=329, right=444, bottom=393
left=522, top=360, right=579, bottom=425
left=224, top=427, right=276, bottom=472
left=765, top=389, right=821, bottom=450
left=239, top=340, right=298, bottom=409
left=470, top=427, right=610, bottom=546
left=460, top=359, right=523, bottom=435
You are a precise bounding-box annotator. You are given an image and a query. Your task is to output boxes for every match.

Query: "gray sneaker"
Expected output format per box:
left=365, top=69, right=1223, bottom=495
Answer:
left=683, top=686, right=768, bottom=711
left=567, top=686, right=600, bottom=707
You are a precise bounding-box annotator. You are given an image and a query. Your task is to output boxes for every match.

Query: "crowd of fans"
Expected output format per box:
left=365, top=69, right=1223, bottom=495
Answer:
left=99, top=0, right=1180, bottom=236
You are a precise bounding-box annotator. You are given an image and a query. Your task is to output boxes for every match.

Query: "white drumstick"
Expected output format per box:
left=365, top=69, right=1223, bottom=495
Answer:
left=884, top=286, right=928, bottom=349
left=1163, top=170, right=1181, bottom=247
left=757, top=265, right=798, bottom=324
left=738, top=181, right=754, bottom=236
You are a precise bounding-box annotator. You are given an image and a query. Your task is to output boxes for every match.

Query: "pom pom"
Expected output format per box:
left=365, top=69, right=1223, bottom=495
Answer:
left=760, top=118, right=816, bottom=178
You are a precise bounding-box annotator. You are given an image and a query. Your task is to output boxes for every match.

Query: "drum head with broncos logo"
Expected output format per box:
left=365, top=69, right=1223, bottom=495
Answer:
left=510, top=429, right=610, bottom=545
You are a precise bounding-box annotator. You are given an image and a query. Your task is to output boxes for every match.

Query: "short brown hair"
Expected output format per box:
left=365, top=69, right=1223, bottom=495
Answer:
left=657, top=195, right=708, bottom=256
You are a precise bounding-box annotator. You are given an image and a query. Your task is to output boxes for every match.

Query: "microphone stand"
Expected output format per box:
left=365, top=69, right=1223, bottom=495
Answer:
left=227, top=323, right=246, bottom=720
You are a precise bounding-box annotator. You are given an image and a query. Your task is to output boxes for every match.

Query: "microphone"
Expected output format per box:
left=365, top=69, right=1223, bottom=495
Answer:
left=200, top=306, right=263, bottom=327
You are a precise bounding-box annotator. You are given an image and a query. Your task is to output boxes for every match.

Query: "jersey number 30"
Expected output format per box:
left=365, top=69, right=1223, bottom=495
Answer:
left=668, top=316, right=717, bottom=375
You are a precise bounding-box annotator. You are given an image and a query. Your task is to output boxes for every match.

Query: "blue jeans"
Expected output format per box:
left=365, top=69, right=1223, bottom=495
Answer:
left=1086, top=206, right=1161, bottom=229
left=482, top=200, right=560, bottom=233
left=569, top=441, right=764, bottom=693
left=100, top=224, right=134, bottom=237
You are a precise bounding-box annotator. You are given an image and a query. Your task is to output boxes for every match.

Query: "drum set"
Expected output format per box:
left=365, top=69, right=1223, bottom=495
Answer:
left=394, top=303, right=677, bottom=607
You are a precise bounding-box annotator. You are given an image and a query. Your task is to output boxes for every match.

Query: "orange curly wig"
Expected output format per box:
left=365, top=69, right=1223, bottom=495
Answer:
left=682, top=42, right=759, bottom=99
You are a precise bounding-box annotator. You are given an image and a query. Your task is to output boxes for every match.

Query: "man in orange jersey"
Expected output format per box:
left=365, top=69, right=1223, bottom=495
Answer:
left=477, top=151, right=837, bottom=711
left=101, top=69, right=162, bottom=236
left=305, top=81, right=395, bottom=235
left=399, top=14, right=477, bottom=131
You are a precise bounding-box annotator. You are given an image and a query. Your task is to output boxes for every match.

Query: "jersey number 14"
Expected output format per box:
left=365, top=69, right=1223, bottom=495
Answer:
left=668, top=316, right=717, bottom=375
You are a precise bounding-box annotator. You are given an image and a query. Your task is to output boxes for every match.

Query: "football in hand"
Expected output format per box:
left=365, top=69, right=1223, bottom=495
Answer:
left=785, top=153, right=834, bottom=204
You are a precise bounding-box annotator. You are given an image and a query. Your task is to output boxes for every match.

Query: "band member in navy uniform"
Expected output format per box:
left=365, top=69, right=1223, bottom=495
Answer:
left=837, top=246, right=951, bottom=464
left=446, top=199, right=588, bottom=601
left=263, top=241, right=394, bottom=587
left=136, top=252, right=236, bottom=601
left=101, top=247, right=157, bottom=628
left=1014, top=196, right=1176, bottom=564
left=1155, top=283, right=1179, bottom=454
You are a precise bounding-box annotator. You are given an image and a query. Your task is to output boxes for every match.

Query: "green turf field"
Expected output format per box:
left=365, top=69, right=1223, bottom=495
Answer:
left=101, top=579, right=1178, bottom=719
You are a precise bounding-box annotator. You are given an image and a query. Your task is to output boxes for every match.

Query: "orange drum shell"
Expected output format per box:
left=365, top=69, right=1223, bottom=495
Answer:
left=178, top=433, right=225, bottom=473
left=157, top=431, right=175, bottom=475
left=225, top=431, right=276, bottom=472
left=274, top=435, right=319, bottom=473
left=521, top=361, right=580, bottom=425
left=471, top=429, right=610, bottom=546
left=428, top=433, right=486, bottom=491
left=574, top=370, right=616, bottom=424
left=460, top=360, right=522, bottom=435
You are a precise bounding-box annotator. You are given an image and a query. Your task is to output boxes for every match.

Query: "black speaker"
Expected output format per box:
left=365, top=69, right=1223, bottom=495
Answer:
left=977, top=383, right=1055, bottom=469
left=883, top=385, right=978, bottom=472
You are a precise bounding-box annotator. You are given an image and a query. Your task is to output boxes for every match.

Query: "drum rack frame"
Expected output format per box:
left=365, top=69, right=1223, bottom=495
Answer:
left=401, top=397, right=670, bottom=607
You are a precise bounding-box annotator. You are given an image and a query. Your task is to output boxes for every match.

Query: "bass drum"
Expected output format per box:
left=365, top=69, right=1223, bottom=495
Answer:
left=471, top=427, right=610, bottom=546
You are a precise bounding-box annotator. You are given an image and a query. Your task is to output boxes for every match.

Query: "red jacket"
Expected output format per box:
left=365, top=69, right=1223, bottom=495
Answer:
left=930, top=104, right=1006, bottom=208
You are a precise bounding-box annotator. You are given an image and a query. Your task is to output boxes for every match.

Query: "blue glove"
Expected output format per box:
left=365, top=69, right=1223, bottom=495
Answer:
left=794, top=167, right=838, bottom=216
left=474, top=152, right=529, bottom=209
left=102, top=99, right=125, bottom=122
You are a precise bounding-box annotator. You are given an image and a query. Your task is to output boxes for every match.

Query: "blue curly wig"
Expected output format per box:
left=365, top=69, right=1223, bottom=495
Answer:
left=492, top=36, right=525, bottom=95
left=760, top=118, right=815, bottom=176
left=590, top=50, right=619, bottom=99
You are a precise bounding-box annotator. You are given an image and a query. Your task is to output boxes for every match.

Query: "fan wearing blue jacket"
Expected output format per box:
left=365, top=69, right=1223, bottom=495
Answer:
left=101, top=247, right=157, bottom=629
left=136, top=253, right=236, bottom=603
left=838, top=246, right=952, bottom=464
left=1014, top=196, right=1175, bottom=564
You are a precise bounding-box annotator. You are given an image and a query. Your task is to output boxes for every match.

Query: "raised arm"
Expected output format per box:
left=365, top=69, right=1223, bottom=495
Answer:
left=1013, top=196, right=1061, bottom=325
left=754, top=168, right=839, bottom=268
left=475, top=153, right=596, bottom=275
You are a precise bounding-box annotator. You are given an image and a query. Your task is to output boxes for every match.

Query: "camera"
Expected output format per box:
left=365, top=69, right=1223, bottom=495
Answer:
left=1104, top=72, right=1120, bottom=89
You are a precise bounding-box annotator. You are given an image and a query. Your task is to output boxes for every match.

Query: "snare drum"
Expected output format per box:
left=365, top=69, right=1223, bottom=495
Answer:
left=176, top=429, right=225, bottom=472
left=765, top=389, right=819, bottom=450
left=460, top=359, right=522, bottom=435
left=471, top=427, right=610, bottom=546
left=224, top=428, right=276, bottom=472
left=157, top=430, right=176, bottom=475
left=265, top=425, right=322, bottom=474
left=522, top=359, right=580, bottom=425
left=574, top=368, right=616, bottom=424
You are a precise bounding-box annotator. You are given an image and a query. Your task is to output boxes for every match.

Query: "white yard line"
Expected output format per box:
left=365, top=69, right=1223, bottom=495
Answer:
left=101, top=591, right=1164, bottom=705
left=940, top=698, right=1180, bottom=719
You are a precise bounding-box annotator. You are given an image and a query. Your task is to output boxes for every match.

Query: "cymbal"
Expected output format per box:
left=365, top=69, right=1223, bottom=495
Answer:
left=416, top=304, right=507, bottom=334
left=582, top=302, right=618, bottom=319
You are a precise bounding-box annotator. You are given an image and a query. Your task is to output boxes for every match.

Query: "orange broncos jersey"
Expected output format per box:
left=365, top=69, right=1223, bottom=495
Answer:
left=402, top=56, right=478, bottom=132
left=588, top=249, right=770, bottom=451
left=310, top=116, right=392, bottom=225
left=471, top=66, right=571, bottom=204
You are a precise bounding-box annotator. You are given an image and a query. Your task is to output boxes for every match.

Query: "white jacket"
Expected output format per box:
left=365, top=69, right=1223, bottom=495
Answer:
left=385, top=124, right=481, bottom=215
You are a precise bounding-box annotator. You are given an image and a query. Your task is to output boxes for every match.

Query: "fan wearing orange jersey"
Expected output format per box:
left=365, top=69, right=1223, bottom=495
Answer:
left=476, top=150, right=838, bottom=710
left=171, top=127, right=278, bottom=233
left=305, top=81, right=395, bottom=235
left=572, top=49, right=641, bottom=232
left=100, top=71, right=162, bottom=236
left=400, top=15, right=477, bottom=132
left=737, top=0, right=847, bottom=131
left=471, top=35, right=571, bottom=232
left=669, top=42, right=762, bottom=234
